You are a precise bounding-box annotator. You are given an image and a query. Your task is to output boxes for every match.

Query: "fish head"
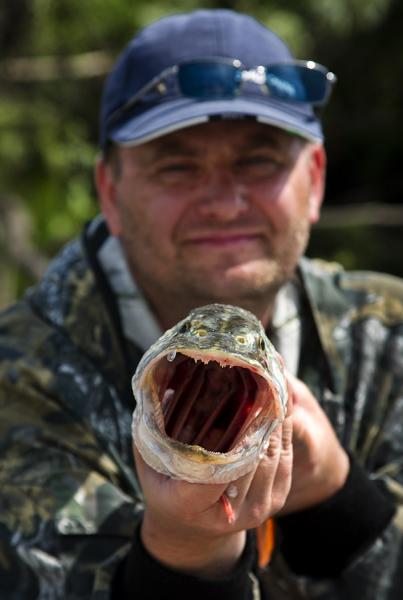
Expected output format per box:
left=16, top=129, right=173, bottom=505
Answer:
left=132, top=303, right=288, bottom=483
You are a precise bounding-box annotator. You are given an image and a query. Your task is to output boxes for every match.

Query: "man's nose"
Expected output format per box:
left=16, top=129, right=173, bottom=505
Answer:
left=197, top=172, right=248, bottom=220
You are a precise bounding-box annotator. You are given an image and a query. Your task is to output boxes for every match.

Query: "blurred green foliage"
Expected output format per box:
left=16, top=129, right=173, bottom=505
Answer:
left=1, top=0, right=402, bottom=308
left=308, top=226, right=403, bottom=276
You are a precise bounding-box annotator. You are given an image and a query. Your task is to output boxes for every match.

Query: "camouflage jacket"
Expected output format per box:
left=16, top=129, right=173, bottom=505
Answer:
left=1, top=222, right=403, bottom=599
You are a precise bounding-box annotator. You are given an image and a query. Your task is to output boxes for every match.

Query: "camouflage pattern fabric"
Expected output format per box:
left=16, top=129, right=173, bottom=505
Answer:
left=0, top=225, right=402, bottom=599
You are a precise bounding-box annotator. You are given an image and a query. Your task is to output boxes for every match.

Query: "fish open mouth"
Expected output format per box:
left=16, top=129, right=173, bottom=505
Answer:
left=149, top=351, right=275, bottom=454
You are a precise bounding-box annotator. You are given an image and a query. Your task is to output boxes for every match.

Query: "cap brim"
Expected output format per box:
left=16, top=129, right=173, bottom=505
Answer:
left=108, top=96, right=323, bottom=147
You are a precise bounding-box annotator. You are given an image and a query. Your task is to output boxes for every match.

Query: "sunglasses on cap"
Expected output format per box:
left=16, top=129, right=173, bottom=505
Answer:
left=106, top=58, right=336, bottom=130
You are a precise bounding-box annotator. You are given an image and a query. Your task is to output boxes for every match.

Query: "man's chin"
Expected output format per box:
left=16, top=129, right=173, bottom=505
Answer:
left=189, top=262, right=286, bottom=302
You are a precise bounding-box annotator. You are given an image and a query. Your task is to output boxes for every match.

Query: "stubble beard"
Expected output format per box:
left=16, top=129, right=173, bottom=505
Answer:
left=123, top=221, right=310, bottom=324
left=179, top=220, right=311, bottom=304
left=170, top=240, right=307, bottom=314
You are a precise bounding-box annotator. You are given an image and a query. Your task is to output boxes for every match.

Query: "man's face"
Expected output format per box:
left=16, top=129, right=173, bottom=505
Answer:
left=98, top=120, right=325, bottom=321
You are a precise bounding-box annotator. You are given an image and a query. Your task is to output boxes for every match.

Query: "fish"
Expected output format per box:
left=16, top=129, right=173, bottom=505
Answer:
left=131, top=303, right=288, bottom=486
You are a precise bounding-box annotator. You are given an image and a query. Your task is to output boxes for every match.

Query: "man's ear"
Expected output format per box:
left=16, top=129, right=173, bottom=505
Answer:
left=307, top=144, right=326, bottom=225
left=95, top=155, right=122, bottom=236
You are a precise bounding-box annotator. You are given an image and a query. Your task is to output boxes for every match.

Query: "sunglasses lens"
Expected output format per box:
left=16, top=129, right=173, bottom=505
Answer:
left=178, top=63, right=241, bottom=99
left=265, top=64, right=330, bottom=104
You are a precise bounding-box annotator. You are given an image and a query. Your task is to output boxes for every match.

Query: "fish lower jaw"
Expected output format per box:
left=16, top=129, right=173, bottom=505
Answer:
left=132, top=407, right=279, bottom=484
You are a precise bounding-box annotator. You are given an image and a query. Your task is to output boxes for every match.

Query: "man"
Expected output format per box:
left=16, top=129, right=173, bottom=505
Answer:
left=0, top=9, right=402, bottom=600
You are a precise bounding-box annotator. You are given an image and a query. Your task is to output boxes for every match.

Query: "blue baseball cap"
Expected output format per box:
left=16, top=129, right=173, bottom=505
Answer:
left=100, top=10, right=331, bottom=151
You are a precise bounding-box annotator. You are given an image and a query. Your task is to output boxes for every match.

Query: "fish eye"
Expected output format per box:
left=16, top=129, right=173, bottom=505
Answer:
left=194, top=328, right=208, bottom=337
left=236, top=335, right=247, bottom=345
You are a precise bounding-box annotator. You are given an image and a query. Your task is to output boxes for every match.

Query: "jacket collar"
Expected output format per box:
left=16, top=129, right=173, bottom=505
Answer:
left=298, top=257, right=352, bottom=394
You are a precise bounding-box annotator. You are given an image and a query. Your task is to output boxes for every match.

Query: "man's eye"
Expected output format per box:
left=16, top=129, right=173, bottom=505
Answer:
left=236, top=155, right=286, bottom=178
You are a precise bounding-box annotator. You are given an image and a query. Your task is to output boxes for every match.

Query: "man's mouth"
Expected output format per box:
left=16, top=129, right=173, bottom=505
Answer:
left=184, top=232, right=263, bottom=248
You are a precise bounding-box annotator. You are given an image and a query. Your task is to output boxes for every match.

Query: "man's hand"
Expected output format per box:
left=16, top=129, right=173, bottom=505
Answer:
left=133, top=409, right=293, bottom=578
left=280, top=373, right=349, bottom=515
